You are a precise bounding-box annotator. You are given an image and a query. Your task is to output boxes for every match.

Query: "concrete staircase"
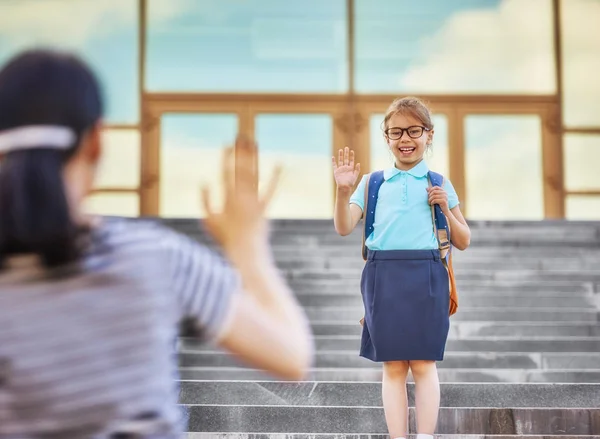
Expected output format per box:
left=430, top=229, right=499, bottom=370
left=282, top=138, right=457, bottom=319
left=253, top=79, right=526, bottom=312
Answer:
left=160, top=218, right=600, bottom=438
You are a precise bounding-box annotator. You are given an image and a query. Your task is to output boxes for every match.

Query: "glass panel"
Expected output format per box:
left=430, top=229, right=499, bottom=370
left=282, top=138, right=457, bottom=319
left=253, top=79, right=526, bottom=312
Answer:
left=0, top=1, right=139, bottom=124
left=564, top=134, right=600, bottom=191
left=94, top=129, right=140, bottom=189
left=370, top=113, right=449, bottom=176
left=355, top=0, right=555, bottom=94
left=84, top=193, right=139, bottom=217
left=160, top=114, right=238, bottom=218
left=561, top=0, right=600, bottom=127
left=256, top=114, right=333, bottom=218
left=566, top=196, right=600, bottom=220
left=147, top=0, right=347, bottom=92
left=465, top=115, right=543, bottom=220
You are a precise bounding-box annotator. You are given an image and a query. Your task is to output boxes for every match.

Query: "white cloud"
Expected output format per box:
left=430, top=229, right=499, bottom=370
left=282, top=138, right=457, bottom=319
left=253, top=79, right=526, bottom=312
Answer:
left=0, top=0, right=192, bottom=50
left=396, top=0, right=600, bottom=219
left=399, top=0, right=556, bottom=93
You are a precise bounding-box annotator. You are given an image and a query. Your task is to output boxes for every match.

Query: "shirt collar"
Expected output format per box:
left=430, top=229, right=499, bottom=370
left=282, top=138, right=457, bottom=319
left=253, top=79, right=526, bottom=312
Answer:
left=383, top=160, right=429, bottom=180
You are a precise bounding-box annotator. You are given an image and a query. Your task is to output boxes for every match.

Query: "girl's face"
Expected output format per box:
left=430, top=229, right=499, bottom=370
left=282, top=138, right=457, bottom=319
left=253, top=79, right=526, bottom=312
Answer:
left=384, top=112, right=433, bottom=170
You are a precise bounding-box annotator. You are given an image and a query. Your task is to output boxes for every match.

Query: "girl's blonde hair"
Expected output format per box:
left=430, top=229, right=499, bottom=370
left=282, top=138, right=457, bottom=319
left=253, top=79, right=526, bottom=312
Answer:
left=382, top=96, right=434, bottom=131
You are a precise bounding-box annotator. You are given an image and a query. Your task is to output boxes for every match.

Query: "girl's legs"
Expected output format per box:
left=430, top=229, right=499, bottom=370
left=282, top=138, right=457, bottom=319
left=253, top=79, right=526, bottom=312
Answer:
left=409, top=360, right=440, bottom=435
left=382, top=361, right=410, bottom=438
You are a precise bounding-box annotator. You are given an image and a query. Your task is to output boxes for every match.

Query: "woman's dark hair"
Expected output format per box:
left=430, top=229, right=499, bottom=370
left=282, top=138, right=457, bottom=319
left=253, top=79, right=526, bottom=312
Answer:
left=0, top=49, right=103, bottom=268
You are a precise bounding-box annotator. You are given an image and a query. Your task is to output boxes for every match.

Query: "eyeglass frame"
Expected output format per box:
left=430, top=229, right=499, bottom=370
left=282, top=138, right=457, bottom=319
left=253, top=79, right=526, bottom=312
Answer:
left=384, top=125, right=431, bottom=140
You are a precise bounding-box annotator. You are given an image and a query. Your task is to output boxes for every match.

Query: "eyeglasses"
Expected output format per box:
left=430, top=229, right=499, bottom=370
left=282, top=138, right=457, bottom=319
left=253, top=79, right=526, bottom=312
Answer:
left=385, top=126, right=430, bottom=140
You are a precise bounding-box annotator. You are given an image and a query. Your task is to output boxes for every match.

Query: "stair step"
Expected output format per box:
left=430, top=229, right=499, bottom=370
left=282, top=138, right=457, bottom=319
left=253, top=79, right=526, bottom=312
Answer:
left=276, top=256, right=600, bottom=271
left=178, top=367, right=600, bottom=383
left=282, top=269, right=600, bottom=282
left=302, top=307, right=599, bottom=322
left=177, top=381, right=600, bottom=408
left=178, top=351, right=600, bottom=370
left=181, top=337, right=600, bottom=353
left=185, top=435, right=599, bottom=439
left=311, top=322, right=600, bottom=337
left=298, top=289, right=594, bottom=298
left=289, top=279, right=594, bottom=293
left=161, top=221, right=600, bottom=248
left=295, top=293, right=595, bottom=308
left=181, top=406, right=600, bottom=435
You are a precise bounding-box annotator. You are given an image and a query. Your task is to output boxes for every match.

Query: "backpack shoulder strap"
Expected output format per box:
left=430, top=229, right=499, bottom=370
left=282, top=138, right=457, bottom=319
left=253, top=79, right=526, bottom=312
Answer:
left=428, top=171, right=451, bottom=259
left=428, top=170, right=445, bottom=188
left=362, top=170, right=385, bottom=261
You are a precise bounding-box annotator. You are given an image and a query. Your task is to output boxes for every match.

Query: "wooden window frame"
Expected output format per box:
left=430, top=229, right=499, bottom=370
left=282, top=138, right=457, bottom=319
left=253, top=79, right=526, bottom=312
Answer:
left=130, top=0, right=598, bottom=219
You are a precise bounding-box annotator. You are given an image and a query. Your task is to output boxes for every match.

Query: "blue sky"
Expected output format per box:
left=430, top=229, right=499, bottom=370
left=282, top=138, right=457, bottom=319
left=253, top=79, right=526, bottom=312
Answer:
left=0, top=1, right=139, bottom=124
left=354, top=0, right=502, bottom=91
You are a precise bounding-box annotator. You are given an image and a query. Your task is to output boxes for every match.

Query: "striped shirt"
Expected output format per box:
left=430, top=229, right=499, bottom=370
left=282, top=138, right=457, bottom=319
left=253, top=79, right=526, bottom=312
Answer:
left=0, top=217, right=240, bottom=438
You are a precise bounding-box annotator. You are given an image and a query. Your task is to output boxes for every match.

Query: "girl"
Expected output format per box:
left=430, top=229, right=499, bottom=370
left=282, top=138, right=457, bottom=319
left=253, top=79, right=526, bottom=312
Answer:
left=0, top=49, right=313, bottom=438
left=332, top=97, right=471, bottom=439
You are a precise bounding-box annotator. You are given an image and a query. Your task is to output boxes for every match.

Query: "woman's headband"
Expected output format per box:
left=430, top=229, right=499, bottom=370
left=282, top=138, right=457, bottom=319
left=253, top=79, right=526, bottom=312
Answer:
left=0, top=125, right=76, bottom=153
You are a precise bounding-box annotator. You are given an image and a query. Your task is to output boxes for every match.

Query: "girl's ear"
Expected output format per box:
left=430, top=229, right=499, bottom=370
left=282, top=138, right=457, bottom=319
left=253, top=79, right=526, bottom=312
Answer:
left=427, top=129, right=434, bottom=144
left=383, top=132, right=391, bottom=147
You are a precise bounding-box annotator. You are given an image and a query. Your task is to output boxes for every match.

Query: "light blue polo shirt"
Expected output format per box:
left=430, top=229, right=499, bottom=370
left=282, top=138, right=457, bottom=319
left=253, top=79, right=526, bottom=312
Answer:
left=349, top=160, right=459, bottom=251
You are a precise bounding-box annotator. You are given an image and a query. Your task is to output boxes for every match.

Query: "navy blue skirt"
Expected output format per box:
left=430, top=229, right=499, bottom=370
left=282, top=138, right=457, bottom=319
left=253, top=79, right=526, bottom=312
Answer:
left=360, top=249, right=450, bottom=362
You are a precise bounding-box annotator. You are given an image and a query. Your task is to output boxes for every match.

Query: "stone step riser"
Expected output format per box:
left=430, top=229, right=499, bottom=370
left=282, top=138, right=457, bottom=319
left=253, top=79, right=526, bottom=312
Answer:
left=184, top=434, right=599, bottom=439
left=297, top=289, right=594, bottom=297
left=164, top=217, right=599, bottom=226
left=178, top=239, right=600, bottom=253
left=181, top=406, right=600, bottom=435
left=283, top=272, right=600, bottom=282
left=290, top=283, right=594, bottom=294
left=295, top=294, right=594, bottom=308
left=276, top=259, right=600, bottom=271
left=272, top=238, right=600, bottom=248
left=178, top=368, right=600, bottom=383
left=177, top=381, right=600, bottom=408
left=273, top=255, right=600, bottom=267
left=178, top=352, right=600, bottom=370
left=310, top=323, right=600, bottom=337
left=302, top=307, right=599, bottom=322
left=174, top=225, right=600, bottom=236
left=181, top=337, right=600, bottom=353
left=180, top=231, right=600, bottom=245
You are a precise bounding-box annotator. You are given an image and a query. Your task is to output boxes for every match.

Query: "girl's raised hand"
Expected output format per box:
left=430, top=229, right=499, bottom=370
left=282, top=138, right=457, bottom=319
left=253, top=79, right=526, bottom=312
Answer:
left=332, top=147, right=360, bottom=190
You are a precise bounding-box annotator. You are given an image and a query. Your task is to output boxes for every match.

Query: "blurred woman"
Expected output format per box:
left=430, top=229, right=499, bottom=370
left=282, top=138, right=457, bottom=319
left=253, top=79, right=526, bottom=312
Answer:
left=0, top=49, right=313, bottom=438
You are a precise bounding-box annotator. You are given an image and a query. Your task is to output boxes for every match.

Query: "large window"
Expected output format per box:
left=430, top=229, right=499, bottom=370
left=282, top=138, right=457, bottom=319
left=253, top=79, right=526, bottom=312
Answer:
left=256, top=114, right=334, bottom=218
left=0, top=0, right=139, bottom=124
left=560, top=0, right=600, bottom=219
left=94, top=130, right=141, bottom=189
left=146, top=0, right=348, bottom=92
left=354, top=0, right=556, bottom=94
left=160, top=114, right=238, bottom=217
left=564, top=134, right=600, bottom=192
left=564, top=134, right=600, bottom=219
left=3, top=0, right=598, bottom=220
left=464, top=115, right=544, bottom=220
left=560, top=0, right=600, bottom=128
